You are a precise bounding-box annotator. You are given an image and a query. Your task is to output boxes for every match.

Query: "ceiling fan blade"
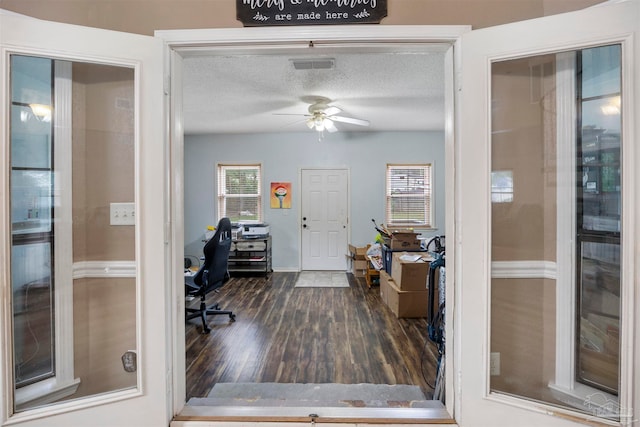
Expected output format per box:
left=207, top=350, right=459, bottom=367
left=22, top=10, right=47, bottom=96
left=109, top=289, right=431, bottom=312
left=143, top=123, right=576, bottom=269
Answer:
left=331, top=115, right=370, bottom=127
left=325, top=118, right=338, bottom=133
left=280, top=117, right=309, bottom=129
left=324, top=106, right=342, bottom=116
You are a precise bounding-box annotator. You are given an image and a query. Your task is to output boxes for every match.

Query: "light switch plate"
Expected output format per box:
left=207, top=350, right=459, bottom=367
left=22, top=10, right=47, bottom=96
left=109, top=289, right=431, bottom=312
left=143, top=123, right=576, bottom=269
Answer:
left=110, top=202, right=135, bottom=226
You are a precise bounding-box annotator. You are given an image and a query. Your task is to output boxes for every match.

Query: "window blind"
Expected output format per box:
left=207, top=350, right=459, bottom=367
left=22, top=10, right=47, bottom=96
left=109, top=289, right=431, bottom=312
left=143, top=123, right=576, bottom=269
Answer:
left=217, top=164, right=262, bottom=222
left=385, top=164, right=432, bottom=227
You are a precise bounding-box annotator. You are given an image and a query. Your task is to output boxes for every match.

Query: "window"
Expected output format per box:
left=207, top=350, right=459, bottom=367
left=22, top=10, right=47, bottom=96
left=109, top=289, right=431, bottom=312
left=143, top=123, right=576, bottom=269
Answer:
left=491, top=170, right=514, bottom=203
left=11, top=55, right=56, bottom=391
left=385, top=164, right=432, bottom=227
left=217, top=164, right=262, bottom=222
left=575, top=45, right=621, bottom=397
left=10, top=55, right=80, bottom=410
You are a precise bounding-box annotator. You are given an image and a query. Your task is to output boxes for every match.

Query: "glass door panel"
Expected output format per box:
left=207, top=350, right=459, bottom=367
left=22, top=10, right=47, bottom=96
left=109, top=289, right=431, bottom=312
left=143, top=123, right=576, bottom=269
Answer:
left=10, top=54, right=138, bottom=412
left=490, top=44, right=622, bottom=420
left=576, top=44, right=621, bottom=396
left=12, top=242, right=53, bottom=387
left=11, top=55, right=55, bottom=398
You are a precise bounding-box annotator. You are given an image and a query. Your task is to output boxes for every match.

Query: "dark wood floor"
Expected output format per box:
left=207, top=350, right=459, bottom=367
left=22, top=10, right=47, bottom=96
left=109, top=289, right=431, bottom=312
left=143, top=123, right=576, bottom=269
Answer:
left=185, top=272, right=439, bottom=400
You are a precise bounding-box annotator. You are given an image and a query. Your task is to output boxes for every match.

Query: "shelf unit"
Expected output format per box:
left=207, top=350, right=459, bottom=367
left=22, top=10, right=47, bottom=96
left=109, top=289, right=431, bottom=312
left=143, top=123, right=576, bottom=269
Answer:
left=228, top=236, right=272, bottom=275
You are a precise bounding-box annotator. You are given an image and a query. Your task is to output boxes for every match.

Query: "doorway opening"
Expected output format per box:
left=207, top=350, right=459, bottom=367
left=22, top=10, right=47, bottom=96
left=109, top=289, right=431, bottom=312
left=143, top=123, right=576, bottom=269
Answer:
left=163, top=27, right=461, bottom=422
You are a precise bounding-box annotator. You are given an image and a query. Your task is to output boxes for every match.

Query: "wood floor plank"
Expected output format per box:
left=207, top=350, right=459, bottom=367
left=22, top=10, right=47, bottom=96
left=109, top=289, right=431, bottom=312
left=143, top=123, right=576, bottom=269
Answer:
left=185, top=272, right=439, bottom=400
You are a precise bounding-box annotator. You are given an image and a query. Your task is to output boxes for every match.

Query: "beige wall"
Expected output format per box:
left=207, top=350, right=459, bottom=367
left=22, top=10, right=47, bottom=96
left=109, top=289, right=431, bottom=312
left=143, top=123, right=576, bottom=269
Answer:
left=491, top=278, right=556, bottom=401
left=0, top=0, right=604, bottom=35
left=489, top=54, right=559, bottom=400
left=73, top=278, right=137, bottom=398
left=491, top=55, right=557, bottom=262
left=70, top=62, right=137, bottom=399
left=72, top=62, right=135, bottom=261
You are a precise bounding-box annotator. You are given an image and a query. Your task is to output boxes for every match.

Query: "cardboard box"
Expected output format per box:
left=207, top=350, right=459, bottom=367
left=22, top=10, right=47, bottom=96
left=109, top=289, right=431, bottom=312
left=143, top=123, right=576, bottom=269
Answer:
left=381, top=244, right=428, bottom=274
left=351, top=259, right=367, bottom=277
left=348, top=244, right=367, bottom=260
left=390, top=238, right=422, bottom=250
left=390, top=231, right=421, bottom=250
left=380, top=272, right=428, bottom=318
left=391, top=252, right=432, bottom=291
left=380, top=270, right=392, bottom=304
left=353, top=259, right=368, bottom=270
left=348, top=244, right=368, bottom=277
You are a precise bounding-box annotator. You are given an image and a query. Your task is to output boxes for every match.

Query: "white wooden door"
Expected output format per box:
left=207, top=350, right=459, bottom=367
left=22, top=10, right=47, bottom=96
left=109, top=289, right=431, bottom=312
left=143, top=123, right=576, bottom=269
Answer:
left=301, top=168, right=348, bottom=271
left=0, top=10, right=169, bottom=427
left=458, top=1, right=639, bottom=426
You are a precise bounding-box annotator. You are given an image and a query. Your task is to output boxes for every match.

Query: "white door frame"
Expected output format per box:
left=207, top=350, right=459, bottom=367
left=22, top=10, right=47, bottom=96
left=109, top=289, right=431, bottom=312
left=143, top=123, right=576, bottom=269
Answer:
left=157, top=25, right=466, bottom=420
left=0, top=10, right=168, bottom=427
left=4, top=5, right=636, bottom=427
left=457, top=1, right=639, bottom=425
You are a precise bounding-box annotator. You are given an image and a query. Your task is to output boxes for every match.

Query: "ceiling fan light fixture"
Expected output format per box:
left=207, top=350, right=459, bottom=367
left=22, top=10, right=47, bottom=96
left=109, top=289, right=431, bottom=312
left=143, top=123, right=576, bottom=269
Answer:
left=289, top=97, right=369, bottom=135
left=29, top=103, right=52, bottom=122
left=306, top=118, right=315, bottom=129
left=313, top=116, right=325, bottom=132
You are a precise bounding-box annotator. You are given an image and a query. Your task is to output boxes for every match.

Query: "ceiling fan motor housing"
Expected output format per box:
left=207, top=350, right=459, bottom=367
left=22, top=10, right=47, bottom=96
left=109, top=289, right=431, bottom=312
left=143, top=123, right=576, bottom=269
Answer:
left=308, top=101, right=331, bottom=114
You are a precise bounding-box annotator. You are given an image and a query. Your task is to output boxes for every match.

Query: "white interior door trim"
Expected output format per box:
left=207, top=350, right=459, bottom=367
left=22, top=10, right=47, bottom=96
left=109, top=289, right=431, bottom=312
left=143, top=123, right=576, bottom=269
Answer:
left=159, top=24, right=468, bottom=422
left=156, top=25, right=471, bottom=49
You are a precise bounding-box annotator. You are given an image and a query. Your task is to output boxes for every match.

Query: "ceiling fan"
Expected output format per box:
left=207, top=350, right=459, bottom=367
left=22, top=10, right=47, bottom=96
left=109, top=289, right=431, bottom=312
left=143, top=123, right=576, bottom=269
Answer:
left=280, top=97, right=370, bottom=134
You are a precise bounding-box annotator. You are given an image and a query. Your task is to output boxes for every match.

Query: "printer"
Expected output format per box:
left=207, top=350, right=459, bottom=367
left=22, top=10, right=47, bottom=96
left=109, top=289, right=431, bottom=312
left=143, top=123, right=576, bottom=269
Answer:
left=239, top=222, right=270, bottom=238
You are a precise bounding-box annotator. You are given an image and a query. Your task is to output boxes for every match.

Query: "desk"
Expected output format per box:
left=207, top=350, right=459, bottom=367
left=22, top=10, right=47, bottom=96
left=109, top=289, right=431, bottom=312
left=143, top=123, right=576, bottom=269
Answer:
left=228, top=236, right=272, bottom=275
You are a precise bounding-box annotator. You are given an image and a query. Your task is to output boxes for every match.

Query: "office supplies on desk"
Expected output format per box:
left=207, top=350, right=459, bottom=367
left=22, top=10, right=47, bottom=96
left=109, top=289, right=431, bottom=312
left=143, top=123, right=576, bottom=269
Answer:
left=239, top=222, right=270, bottom=238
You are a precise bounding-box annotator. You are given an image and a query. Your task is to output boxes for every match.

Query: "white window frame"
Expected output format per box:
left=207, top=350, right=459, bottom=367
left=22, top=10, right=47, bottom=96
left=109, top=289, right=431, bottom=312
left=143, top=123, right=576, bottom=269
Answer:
left=550, top=49, right=623, bottom=418
left=385, top=163, right=433, bottom=228
left=217, top=163, right=262, bottom=222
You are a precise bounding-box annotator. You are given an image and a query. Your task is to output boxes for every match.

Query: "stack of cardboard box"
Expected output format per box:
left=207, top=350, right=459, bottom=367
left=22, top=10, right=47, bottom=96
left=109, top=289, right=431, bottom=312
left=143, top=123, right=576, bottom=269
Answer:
left=380, top=252, right=433, bottom=318
left=348, top=244, right=368, bottom=278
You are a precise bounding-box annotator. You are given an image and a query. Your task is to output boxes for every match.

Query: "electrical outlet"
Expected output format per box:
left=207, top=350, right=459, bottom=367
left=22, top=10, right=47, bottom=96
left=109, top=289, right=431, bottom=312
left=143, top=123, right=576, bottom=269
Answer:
left=490, top=352, right=501, bottom=376
left=110, top=202, right=135, bottom=226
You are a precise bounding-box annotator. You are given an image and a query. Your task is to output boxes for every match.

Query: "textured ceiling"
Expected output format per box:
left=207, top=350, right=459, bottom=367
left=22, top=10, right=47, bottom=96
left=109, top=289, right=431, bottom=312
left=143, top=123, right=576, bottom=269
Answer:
left=182, top=45, right=448, bottom=135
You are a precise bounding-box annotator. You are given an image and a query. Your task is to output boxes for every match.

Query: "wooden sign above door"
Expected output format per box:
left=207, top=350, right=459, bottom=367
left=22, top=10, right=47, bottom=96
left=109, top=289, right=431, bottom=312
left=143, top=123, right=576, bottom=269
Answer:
left=237, top=0, right=387, bottom=26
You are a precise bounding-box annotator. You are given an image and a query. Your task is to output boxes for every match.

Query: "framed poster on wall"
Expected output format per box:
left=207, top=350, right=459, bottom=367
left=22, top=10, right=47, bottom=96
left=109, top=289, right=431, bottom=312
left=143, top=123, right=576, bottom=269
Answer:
left=271, top=182, right=291, bottom=209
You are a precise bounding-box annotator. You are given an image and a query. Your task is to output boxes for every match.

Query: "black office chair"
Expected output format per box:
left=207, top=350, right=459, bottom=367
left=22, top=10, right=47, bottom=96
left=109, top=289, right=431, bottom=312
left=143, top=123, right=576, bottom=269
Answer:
left=185, top=217, right=236, bottom=333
